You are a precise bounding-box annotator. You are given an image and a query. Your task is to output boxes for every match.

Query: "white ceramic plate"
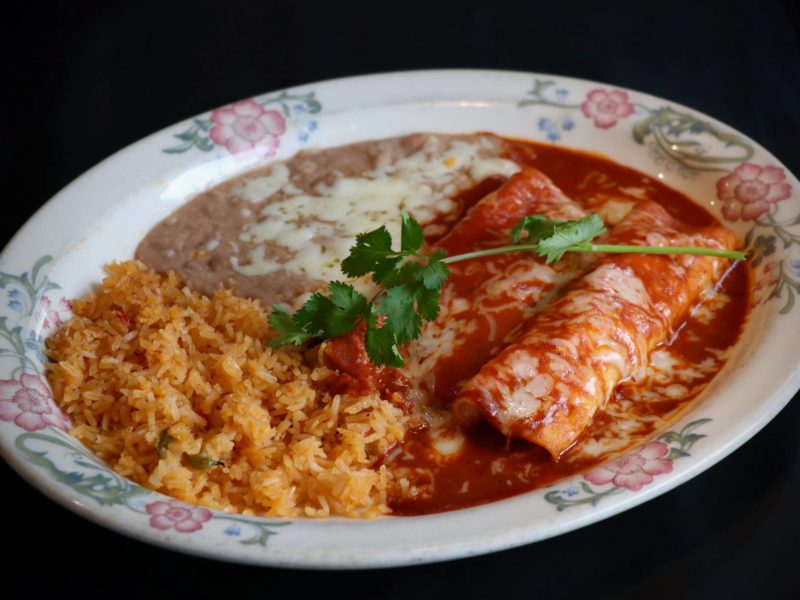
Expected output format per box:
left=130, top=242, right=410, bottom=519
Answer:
left=1, top=70, right=798, bottom=568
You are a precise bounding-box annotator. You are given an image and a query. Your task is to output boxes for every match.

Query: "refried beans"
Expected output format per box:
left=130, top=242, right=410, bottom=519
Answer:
left=136, top=133, right=518, bottom=307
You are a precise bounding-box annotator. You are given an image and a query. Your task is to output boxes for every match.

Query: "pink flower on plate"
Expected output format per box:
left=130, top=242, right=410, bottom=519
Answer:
left=584, top=441, right=673, bottom=491
left=0, top=373, right=68, bottom=432
left=146, top=500, right=213, bottom=533
left=581, top=89, right=636, bottom=129
left=209, top=99, right=287, bottom=157
left=40, top=296, right=71, bottom=331
left=717, top=163, right=792, bottom=221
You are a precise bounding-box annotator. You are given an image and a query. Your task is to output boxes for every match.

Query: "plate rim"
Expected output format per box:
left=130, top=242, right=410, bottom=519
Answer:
left=1, top=68, right=798, bottom=568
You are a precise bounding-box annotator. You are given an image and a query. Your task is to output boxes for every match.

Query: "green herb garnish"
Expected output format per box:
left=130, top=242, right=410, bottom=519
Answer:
left=184, top=453, right=225, bottom=470
left=158, top=428, right=224, bottom=470
left=268, top=212, right=448, bottom=367
left=157, top=427, right=175, bottom=458
left=268, top=212, right=746, bottom=366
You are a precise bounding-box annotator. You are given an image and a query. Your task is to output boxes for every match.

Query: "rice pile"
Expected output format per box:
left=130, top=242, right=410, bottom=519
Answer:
left=46, top=261, right=408, bottom=518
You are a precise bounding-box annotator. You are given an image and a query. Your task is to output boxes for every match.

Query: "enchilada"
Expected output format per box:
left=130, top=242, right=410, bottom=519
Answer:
left=452, top=201, right=739, bottom=457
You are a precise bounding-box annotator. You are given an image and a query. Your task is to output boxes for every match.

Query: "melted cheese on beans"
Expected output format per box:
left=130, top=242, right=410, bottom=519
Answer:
left=233, top=140, right=520, bottom=283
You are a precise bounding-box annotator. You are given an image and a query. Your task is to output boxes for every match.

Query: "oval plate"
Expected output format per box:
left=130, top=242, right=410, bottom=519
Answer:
left=1, top=70, right=798, bottom=568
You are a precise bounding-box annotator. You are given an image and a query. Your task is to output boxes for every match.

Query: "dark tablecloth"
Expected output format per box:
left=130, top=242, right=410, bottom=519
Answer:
left=2, top=1, right=799, bottom=597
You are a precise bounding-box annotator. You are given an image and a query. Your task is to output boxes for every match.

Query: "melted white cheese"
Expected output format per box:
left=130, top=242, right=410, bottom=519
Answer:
left=617, top=186, right=649, bottom=199
left=422, top=408, right=466, bottom=458
left=237, top=163, right=292, bottom=203
left=689, top=285, right=732, bottom=325
left=232, top=140, right=520, bottom=283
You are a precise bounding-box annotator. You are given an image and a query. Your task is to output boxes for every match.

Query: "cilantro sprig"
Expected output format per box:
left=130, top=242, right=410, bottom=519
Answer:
left=268, top=212, right=746, bottom=366
left=268, top=213, right=449, bottom=367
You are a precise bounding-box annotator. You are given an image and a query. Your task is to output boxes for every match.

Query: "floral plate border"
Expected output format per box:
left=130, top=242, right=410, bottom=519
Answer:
left=519, top=79, right=798, bottom=311
left=0, top=70, right=798, bottom=568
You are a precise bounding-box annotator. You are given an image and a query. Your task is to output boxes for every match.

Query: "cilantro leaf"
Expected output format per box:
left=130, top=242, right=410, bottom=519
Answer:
left=293, top=283, right=370, bottom=338
left=379, top=260, right=422, bottom=288
left=376, top=285, right=421, bottom=344
left=536, top=214, right=606, bottom=264
left=328, top=281, right=369, bottom=315
left=371, top=255, right=404, bottom=285
left=511, top=214, right=562, bottom=243
left=414, top=286, right=441, bottom=321
left=417, top=250, right=450, bottom=289
left=267, top=304, right=300, bottom=331
left=293, top=292, right=335, bottom=335
left=365, top=313, right=404, bottom=367
left=400, top=211, right=424, bottom=252
left=327, top=281, right=370, bottom=336
left=268, top=305, right=315, bottom=346
left=341, top=225, right=394, bottom=277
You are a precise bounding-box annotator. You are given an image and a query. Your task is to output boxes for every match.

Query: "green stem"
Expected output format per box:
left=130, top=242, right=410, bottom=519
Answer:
left=585, top=244, right=747, bottom=260
left=441, top=244, right=541, bottom=263
left=441, top=243, right=747, bottom=264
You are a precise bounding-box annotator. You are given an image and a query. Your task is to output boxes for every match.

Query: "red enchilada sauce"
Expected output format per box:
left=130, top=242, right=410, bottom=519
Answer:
left=388, top=139, right=751, bottom=515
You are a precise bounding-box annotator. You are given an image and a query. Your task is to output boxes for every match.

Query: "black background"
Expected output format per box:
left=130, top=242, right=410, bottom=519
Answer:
left=2, top=1, right=800, bottom=598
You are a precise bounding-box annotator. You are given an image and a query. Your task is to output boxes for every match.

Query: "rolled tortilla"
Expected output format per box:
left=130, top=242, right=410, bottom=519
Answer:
left=452, top=201, right=738, bottom=458
left=403, top=168, right=592, bottom=404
